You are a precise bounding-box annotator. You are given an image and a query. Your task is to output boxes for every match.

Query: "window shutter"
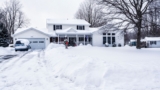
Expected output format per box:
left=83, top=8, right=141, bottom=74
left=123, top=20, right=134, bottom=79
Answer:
left=53, top=25, right=55, bottom=30
left=83, top=26, right=85, bottom=30
left=77, top=26, right=78, bottom=30
left=60, top=25, right=62, bottom=29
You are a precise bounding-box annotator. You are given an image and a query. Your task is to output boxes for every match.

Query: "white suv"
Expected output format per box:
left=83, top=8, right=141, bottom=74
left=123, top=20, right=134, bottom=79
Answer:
left=15, top=39, right=31, bottom=51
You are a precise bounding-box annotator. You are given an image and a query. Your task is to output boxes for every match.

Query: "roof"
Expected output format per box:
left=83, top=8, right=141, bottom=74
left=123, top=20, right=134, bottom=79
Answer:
left=13, top=27, right=56, bottom=37
left=46, top=19, right=91, bottom=25
left=145, top=37, right=160, bottom=41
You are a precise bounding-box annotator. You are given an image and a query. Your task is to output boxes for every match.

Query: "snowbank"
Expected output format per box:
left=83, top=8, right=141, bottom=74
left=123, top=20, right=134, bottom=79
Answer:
left=44, top=46, right=160, bottom=90
left=45, top=43, right=64, bottom=51
left=0, top=47, right=15, bottom=55
left=0, top=46, right=160, bottom=90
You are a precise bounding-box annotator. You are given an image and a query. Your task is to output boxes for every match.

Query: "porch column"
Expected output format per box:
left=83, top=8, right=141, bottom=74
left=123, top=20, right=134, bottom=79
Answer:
left=84, top=35, right=85, bottom=45
left=58, top=34, right=59, bottom=44
left=76, top=35, right=78, bottom=45
left=67, top=35, right=69, bottom=42
left=87, top=35, right=89, bottom=44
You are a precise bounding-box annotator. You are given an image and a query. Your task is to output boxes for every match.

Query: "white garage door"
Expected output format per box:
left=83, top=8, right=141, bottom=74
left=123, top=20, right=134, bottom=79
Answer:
left=23, top=38, right=45, bottom=49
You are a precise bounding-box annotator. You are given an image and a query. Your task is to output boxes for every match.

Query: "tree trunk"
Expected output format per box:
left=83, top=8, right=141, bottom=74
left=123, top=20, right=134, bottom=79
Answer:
left=136, top=20, right=142, bottom=49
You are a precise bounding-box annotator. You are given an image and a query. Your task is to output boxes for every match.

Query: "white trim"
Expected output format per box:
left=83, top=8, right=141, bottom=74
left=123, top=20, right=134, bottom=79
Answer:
left=12, top=27, right=51, bottom=37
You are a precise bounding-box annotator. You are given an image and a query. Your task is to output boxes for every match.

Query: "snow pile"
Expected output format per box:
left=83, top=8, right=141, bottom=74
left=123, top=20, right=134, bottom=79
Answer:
left=0, top=47, right=15, bottom=55
left=86, top=44, right=92, bottom=47
left=44, top=46, right=160, bottom=90
left=0, top=46, right=160, bottom=90
left=45, top=43, right=64, bottom=51
left=79, top=43, right=84, bottom=46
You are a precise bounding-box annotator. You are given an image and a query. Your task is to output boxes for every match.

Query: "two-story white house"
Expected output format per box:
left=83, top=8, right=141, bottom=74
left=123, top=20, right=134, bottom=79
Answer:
left=12, top=19, right=124, bottom=49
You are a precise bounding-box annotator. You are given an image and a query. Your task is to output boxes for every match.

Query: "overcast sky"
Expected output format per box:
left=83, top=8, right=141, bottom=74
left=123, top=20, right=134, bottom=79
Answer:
left=0, top=0, right=84, bottom=28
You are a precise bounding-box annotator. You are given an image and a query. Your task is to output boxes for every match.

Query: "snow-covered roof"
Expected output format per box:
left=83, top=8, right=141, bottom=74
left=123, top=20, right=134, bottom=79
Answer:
left=13, top=27, right=57, bottom=37
left=130, top=39, right=136, bottom=42
left=145, top=37, right=160, bottom=41
left=46, top=19, right=90, bottom=25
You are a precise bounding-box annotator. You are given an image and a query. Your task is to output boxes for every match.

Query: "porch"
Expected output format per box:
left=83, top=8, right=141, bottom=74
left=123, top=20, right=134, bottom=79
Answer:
left=50, top=34, right=92, bottom=45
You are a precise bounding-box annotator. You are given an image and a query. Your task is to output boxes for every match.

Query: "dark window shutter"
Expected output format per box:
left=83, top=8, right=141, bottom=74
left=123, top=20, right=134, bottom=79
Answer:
left=53, top=25, right=55, bottom=30
left=77, top=26, right=78, bottom=30
left=60, top=25, right=62, bottom=29
left=83, top=26, right=85, bottom=30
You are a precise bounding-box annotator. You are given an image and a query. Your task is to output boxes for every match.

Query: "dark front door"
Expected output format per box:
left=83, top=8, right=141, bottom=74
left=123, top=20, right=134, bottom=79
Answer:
left=69, top=37, right=76, bottom=46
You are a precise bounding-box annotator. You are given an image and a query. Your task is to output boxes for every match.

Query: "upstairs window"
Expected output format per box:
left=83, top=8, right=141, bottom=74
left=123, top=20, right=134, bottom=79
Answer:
left=112, top=33, right=115, bottom=35
left=53, top=25, right=62, bottom=30
left=103, top=33, right=106, bottom=35
left=77, top=25, right=85, bottom=30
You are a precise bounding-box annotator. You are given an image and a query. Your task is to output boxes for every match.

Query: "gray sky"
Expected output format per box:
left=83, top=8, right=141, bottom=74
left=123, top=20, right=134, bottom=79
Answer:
left=0, top=0, right=84, bottom=28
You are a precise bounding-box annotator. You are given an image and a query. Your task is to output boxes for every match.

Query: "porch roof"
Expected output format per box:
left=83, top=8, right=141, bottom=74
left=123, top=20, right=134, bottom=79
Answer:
left=55, top=27, right=93, bottom=35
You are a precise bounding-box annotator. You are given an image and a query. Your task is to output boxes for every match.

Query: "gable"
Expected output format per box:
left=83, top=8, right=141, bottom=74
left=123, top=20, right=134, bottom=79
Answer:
left=67, top=28, right=77, bottom=32
left=13, top=28, right=50, bottom=37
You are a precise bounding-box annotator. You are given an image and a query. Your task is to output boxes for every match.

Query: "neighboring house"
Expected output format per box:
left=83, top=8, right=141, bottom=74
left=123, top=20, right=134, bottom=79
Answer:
left=12, top=19, right=124, bottom=49
left=145, top=37, right=160, bottom=48
left=129, top=37, right=160, bottom=48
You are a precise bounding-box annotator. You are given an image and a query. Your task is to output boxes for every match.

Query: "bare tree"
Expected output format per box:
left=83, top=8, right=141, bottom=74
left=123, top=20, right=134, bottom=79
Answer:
left=75, top=0, right=108, bottom=27
left=2, top=0, right=29, bottom=43
left=98, top=0, right=153, bottom=49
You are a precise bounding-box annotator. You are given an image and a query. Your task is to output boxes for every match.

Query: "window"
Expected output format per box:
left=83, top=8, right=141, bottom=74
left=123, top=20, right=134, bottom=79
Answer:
left=108, top=37, right=111, bottom=44
left=112, top=37, right=115, bottom=44
left=150, top=41, right=156, bottom=45
left=39, top=41, right=44, bottom=43
left=79, top=37, right=84, bottom=41
left=53, top=25, right=62, bottom=30
left=108, top=33, right=111, bottom=35
left=103, top=33, right=106, bottom=35
left=103, top=37, right=106, bottom=44
left=77, top=25, right=85, bottom=30
left=112, top=33, right=115, bottom=35
left=33, top=41, right=38, bottom=43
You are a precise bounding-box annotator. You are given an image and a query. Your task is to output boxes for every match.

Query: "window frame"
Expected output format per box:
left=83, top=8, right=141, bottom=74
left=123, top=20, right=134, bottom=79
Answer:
left=77, top=25, right=85, bottom=30
left=54, top=25, right=62, bottom=30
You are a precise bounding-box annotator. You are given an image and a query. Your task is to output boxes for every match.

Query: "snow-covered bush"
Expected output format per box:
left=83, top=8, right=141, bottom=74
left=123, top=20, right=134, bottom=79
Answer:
left=105, top=43, right=109, bottom=47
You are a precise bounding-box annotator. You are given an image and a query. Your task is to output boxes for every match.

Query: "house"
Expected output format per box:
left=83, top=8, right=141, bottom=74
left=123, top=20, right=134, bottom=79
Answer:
left=12, top=19, right=124, bottom=49
left=145, top=37, right=160, bottom=48
left=129, top=37, right=160, bottom=48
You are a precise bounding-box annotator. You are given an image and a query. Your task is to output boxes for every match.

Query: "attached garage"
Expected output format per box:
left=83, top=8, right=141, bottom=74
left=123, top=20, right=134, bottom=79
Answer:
left=20, top=38, right=46, bottom=49
left=12, top=28, right=51, bottom=49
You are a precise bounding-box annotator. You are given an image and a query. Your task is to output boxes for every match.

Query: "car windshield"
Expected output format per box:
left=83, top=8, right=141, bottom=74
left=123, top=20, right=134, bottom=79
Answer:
left=15, top=41, right=24, bottom=46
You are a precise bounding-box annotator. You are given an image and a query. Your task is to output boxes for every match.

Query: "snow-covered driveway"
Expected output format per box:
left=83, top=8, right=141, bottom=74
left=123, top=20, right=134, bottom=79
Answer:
left=0, top=44, right=160, bottom=90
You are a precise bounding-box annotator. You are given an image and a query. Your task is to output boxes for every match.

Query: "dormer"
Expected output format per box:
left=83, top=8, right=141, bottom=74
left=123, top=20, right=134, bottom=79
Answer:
left=46, top=19, right=90, bottom=32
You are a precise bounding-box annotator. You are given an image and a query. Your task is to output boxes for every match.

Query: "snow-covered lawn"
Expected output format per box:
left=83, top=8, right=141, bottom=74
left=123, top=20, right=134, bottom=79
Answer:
left=0, top=44, right=160, bottom=90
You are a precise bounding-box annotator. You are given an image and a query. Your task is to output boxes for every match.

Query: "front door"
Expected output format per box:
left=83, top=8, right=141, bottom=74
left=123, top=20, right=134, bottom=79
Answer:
left=69, top=37, right=76, bottom=46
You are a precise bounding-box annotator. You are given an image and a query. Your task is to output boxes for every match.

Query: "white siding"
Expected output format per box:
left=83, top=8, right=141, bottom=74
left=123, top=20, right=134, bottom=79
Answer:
left=13, top=29, right=50, bottom=48
left=92, top=30, right=124, bottom=47
left=115, top=31, right=124, bottom=46
left=92, top=32, right=103, bottom=46
left=47, top=24, right=90, bottom=32
left=148, top=41, right=160, bottom=48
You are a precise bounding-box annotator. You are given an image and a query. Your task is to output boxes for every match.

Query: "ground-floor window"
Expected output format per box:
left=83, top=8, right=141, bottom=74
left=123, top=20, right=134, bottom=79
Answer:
left=107, top=36, right=115, bottom=44
left=103, top=37, right=106, bottom=44
left=112, top=37, right=115, bottom=44
left=150, top=41, right=156, bottom=45
left=108, top=37, right=111, bottom=44
left=79, top=37, right=84, bottom=41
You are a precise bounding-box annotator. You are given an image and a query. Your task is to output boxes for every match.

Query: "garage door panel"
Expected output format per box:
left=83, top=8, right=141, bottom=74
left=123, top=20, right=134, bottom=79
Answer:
left=20, top=38, right=45, bottom=49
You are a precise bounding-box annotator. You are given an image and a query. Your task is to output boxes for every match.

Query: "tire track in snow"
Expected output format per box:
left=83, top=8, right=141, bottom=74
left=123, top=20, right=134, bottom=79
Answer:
left=0, top=50, right=33, bottom=72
